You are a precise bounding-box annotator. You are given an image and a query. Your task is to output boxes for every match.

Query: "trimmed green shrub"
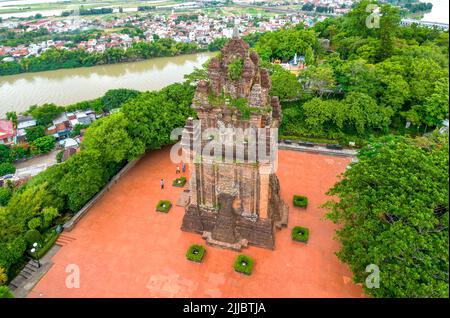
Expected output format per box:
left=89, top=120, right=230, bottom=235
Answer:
left=186, top=244, right=206, bottom=263
left=0, top=286, right=14, bottom=298
left=293, top=195, right=308, bottom=208
left=156, top=200, right=172, bottom=213
left=234, top=254, right=254, bottom=275
left=35, top=230, right=60, bottom=259
left=24, top=229, right=42, bottom=246
left=291, top=226, right=309, bottom=243
left=172, top=176, right=187, bottom=187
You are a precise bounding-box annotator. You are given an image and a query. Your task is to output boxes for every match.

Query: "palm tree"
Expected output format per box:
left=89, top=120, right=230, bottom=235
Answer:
left=5, top=112, right=18, bottom=130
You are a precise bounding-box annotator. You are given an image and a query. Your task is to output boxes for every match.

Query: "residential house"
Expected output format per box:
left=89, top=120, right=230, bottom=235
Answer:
left=16, top=116, right=37, bottom=143
left=0, top=120, right=15, bottom=146
left=51, top=113, right=71, bottom=140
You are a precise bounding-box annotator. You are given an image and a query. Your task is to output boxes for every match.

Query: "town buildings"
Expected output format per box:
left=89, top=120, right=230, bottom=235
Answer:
left=1, top=10, right=329, bottom=62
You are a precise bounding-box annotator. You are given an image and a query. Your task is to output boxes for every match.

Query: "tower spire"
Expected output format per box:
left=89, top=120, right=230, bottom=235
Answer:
left=232, top=25, right=240, bottom=39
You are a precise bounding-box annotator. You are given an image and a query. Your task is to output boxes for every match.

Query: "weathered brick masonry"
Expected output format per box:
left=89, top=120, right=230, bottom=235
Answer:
left=181, top=30, right=288, bottom=250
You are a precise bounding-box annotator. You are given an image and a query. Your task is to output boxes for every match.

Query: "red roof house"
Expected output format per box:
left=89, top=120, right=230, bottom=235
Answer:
left=0, top=119, right=15, bottom=145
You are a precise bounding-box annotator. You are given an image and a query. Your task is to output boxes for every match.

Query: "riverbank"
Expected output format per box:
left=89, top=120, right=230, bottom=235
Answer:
left=0, top=51, right=214, bottom=115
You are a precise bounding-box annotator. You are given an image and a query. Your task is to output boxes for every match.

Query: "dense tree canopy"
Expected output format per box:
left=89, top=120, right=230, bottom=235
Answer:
left=28, top=104, right=64, bottom=126
left=0, top=145, right=12, bottom=164
left=0, top=38, right=202, bottom=76
left=325, top=133, right=449, bottom=297
left=278, top=0, right=449, bottom=144
left=101, top=89, right=140, bottom=113
left=24, top=125, right=46, bottom=143
left=254, top=25, right=319, bottom=62
left=0, top=81, right=197, bottom=278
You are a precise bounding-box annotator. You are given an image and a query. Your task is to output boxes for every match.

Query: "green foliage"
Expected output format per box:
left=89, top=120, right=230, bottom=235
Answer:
left=0, top=145, right=12, bottom=164
left=0, top=188, right=12, bottom=207
left=24, top=229, right=42, bottom=246
left=156, top=200, right=172, bottom=213
left=28, top=103, right=64, bottom=126
left=0, top=38, right=202, bottom=76
left=291, top=226, right=310, bottom=243
left=324, top=134, right=449, bottom=297
left=6, top=112, right=17, bottom=129
left=186, top=244, right=206, bottom=263
left=25, top=125, right=46, bottom=143
left=173, top=177, right=187, bottom=187
left=298, top=64, right=336, bottom=97
left=70, top=123, right=89, bottom=138
left=32, top=136, right=55, bottom=154
left=275, top=0, right=449, bottom=141
left=293, top=195, right=308, bottom=208
left=101, top=89, right=140, bottom=113
left=267, top=64, right=302, bottom=101
left=0, top=266, right=7, bottom=285
left=0, top=163, right=15, bottom=177
left=34, top=229, right=60, bottom=259
left=234, top=254, right=254, bottom=275
left=57, top=150, right=111, bottom=212
left=254, top=27, right=318, bottom=62
left=56, top=150, right=64, bottom=163
left=27, top=218, right=41, bottom=231
left=1, top=183, right=63, bottom=242
left=208, top=37, right=228, bottom=51
left=0, top=286, right=14, bottom=298
left=122, top=82, right=196, bottom=154
left=82, top=113, right=133, bottom=163
left=228, top=58, right=244, bottom=81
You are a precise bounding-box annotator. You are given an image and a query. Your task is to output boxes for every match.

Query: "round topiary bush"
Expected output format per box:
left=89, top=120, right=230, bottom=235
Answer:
left=24, top=229, right=42, bottom=246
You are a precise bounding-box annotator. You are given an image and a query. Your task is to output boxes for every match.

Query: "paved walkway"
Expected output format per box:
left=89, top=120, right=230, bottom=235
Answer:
left=28, top=148, right=364, bottom=298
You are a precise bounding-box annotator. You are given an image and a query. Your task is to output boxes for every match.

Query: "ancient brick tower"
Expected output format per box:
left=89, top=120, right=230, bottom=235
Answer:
left=180, top=30, right=288, bottom=250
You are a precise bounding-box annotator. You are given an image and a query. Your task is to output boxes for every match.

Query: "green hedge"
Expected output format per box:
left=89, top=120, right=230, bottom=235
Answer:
left=172, top=176, right=187, bottom=187
left=35, top=230, right=60, bottom=259
left=291, top=226, right=309, bottom=243
left=234, top=254, right=254, bottom=275
left=186, top=244, right=206, bottom=263
left=26, top=229, right=61, bottom=260
left=156, top=200, right=172, bottom=213
left=293, top=195, right=308, bottom=208
left=0, top=286, right=14, bottom=298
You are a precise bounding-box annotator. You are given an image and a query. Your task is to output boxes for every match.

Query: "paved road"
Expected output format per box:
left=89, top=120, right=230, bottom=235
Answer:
left=14, top=150, right=59, bottom=178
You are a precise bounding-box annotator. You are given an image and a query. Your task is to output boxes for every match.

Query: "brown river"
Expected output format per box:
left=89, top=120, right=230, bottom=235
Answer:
left=0, top=52, right=214, bottom=116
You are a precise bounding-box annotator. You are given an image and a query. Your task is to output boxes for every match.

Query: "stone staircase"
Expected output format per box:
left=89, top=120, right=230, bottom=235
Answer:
left=9, top=259, right=40, bottom=293
left=56, top=233, right=77, bottom=246
left=7, top=233, right=73, bottom=297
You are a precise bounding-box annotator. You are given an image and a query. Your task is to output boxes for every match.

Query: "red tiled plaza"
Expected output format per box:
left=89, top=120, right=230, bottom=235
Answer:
left=28, top=148, right=364, bottom=298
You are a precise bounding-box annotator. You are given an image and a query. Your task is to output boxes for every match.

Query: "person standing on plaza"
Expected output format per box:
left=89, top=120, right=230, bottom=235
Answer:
left=160, top=178, right=164, bottom=190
